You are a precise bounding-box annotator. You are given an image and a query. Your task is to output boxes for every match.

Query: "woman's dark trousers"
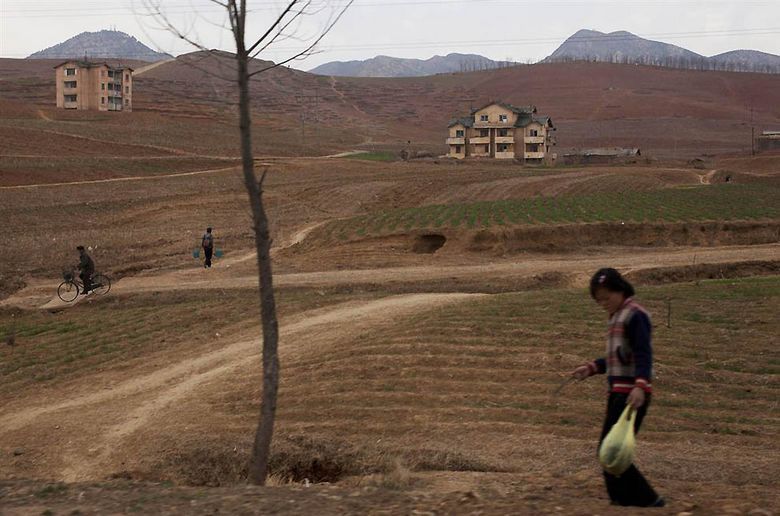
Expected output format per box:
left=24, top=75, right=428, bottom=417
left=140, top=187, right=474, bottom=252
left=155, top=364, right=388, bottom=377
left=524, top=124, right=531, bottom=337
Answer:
left=599, top=392, right=659, bottom=506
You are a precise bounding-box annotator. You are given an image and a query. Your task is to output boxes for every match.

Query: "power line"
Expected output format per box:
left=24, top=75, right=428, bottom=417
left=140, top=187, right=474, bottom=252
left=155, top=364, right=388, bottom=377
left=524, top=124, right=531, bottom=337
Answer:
left=3, top=0, right=779, bottom=16
left=2, top=27, right=778, bottom=57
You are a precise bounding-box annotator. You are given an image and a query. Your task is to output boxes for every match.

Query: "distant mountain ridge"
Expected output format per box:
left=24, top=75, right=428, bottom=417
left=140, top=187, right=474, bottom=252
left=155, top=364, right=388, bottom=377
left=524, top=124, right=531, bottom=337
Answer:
left=311, top=30, right=779, bottom=77
left=28, top=30, right=171, bottom=62
left=543, top=29, right=780, bottom=73
left=309, top=53, right=513, bottom=77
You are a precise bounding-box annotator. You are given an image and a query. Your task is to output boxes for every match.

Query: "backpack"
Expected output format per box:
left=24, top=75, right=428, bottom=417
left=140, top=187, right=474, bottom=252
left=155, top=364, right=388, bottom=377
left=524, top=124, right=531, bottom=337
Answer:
left=202, top=235, right=213, bottom=249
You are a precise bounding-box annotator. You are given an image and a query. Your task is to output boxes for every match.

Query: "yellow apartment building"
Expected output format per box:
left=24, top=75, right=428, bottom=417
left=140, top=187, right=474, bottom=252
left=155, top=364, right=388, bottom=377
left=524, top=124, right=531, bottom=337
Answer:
left=447, top=101, right=555, bottom=164
left=54, top=60, right=133, bottom=112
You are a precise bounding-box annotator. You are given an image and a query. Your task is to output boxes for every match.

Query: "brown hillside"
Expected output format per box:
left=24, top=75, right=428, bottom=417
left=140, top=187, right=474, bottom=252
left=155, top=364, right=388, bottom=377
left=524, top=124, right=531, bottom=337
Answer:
left=2, top=55, right=779, bottom=158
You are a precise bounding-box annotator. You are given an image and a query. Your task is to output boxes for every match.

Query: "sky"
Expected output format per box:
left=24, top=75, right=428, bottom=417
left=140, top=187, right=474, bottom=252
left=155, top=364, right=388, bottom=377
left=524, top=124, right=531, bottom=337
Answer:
left=1, top=0, right=779, bottom=70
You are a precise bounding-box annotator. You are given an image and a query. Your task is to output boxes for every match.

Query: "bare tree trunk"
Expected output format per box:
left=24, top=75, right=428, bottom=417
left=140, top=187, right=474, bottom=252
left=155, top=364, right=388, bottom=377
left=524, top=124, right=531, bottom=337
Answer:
left=233, top=20, right=280, bottom=486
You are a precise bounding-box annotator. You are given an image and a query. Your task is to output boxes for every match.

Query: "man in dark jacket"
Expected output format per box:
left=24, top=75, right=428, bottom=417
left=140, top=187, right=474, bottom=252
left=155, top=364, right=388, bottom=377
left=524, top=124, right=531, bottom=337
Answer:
left=77, top=246, right=95, bottom=294
left=202, top=227, right=214, bottom=268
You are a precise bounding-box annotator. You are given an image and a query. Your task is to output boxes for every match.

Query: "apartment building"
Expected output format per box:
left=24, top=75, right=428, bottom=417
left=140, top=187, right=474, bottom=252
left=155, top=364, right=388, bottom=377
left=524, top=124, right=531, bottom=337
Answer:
left=54, top=60, right=133, bottom=112
left=447, top=102, right=555, bottom=164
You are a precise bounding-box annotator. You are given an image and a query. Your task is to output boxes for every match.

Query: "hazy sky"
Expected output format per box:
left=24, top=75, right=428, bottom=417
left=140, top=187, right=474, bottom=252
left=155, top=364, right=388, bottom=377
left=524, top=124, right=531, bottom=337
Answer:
left=1, top=0, right=779, bottom=69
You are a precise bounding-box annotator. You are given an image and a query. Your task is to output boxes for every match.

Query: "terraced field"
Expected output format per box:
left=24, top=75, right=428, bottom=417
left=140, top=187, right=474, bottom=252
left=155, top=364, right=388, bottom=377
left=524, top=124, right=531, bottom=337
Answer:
left=320, top=184, right=780, bottom=238
left=111, top=276, right=779, bottom=512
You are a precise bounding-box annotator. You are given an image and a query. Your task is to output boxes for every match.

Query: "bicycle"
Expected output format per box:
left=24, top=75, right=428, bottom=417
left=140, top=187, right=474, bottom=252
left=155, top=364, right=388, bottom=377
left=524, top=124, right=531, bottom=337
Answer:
left=57, top=270, right=111, bottom=302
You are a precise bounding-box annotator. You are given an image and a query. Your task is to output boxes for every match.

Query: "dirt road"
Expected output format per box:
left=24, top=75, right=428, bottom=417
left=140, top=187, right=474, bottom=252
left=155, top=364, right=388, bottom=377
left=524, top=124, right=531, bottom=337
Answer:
left=3, top=243, right=777, bottom=310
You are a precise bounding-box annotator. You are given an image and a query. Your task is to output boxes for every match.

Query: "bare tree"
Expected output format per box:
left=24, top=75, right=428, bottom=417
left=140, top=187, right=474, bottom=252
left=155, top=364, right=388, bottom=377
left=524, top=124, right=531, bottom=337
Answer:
left=140, top=0, right=352, bottom=485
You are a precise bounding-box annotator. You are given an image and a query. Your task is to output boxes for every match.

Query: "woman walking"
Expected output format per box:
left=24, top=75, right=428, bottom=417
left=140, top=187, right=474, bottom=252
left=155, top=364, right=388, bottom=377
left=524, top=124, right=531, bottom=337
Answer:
left=571, top=268, right=665, bottom=507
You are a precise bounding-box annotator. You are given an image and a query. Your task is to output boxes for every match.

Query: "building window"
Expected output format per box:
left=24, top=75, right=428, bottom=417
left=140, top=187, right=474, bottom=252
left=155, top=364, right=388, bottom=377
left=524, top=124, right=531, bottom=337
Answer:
left=480, top=114, right=488, bottom=121
left=529, top=129, right=539, bottom=136
left=101, top=97, right=105, bottom=104
left=455, top=145, right=462, bottom=153
left=125, top=73, right=129, bottom=81
left=498, top=129, right=508, bottom=137
left=125, top=99, right=129, bottom=105
left=499, top=114, right=507, bottom=123
left=65, top=68, right=76, bottom=76
left=480, top=129, right=488, bottom=137
left=101, top=83, right=105, bottom=90
left=64, top=81, right=77, bottom=88
left=64, top=94, right=77, bottom=102
left=125, top=86, right=129, bottom=93
left=498, top=144, right=510, bottom=152
left=455, top=129, right=464, bottom=137
left=485, top=145, right=490, bottom=153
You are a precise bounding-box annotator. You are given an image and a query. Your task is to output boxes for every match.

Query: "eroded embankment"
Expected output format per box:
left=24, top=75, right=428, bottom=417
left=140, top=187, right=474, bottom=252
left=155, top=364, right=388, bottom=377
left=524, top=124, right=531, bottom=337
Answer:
left=463, top=221, right=780, bottom=254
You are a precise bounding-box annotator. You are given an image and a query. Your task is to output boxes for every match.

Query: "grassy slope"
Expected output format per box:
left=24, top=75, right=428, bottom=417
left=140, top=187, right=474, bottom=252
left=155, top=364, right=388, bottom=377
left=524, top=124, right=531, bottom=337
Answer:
left=321, top=184, right=780, bottom=237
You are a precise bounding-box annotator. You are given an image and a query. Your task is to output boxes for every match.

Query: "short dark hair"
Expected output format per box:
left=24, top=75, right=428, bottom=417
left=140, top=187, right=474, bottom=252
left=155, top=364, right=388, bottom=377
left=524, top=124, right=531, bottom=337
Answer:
left=590, top=268, right=635, bottom=299
left=76, top=245, right=85, bottom=251
left=206, top=227, right=212, bottom=232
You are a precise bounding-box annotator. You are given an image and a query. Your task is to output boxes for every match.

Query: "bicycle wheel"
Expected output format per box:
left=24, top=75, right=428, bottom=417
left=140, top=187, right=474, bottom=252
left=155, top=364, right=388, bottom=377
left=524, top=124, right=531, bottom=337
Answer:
left=91, top=274, right=111, bottom=296
left=57, top=281, right=79, bottom=302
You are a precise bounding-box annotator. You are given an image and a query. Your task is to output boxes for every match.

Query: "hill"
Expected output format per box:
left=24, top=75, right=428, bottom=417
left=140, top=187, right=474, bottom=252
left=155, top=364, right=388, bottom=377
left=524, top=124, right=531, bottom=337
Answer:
left=27, top=30, right=171, bottom=62
left=2, top=53, right=780, bottom=158
left=309, top=53, right=513, bottom=77
left=545, top=29, right=700, bottom=65
left=545, top=29, right=780, bottom=74
left=710, top=49, right=780, bottom=73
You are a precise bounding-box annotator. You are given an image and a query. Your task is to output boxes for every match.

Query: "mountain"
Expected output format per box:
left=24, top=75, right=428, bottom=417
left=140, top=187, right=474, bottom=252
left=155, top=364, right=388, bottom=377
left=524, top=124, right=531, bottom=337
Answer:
left=709, top=50, right=780, bottom=73
left=27, top=30, right=172, bottom=62
left=544, top=29, right=780, bottom=73
left=544, top=29, right=702, bottom=65
left=309, top=53, right=513, bottom=77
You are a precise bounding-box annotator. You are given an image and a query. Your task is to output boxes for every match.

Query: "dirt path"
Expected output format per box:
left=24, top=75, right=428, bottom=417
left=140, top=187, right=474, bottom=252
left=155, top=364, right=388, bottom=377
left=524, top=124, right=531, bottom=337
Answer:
left=328, top=76, right=367, bottom=116
left=0, top=165, right=241, bottom=190
left=4, top=244, right=777, bottom=310
left=133, top=59, right=176, bottom=76
left=0, top=293, right=483, bottom=481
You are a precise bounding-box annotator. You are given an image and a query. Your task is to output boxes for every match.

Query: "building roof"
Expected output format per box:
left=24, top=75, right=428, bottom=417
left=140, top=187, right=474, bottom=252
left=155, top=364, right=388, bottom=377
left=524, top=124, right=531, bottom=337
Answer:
left=471, top=101, right=536, bottom=115
left=514, top=114, right=553, bottom=128
left=447, top=116, right=474, bottom=128
left=53, top=60, right=134, bottom=71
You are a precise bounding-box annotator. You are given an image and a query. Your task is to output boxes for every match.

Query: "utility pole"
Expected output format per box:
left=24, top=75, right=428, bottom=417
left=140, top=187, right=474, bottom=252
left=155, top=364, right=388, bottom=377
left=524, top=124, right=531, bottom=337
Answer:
left=751, top=104, right=755, bottom=156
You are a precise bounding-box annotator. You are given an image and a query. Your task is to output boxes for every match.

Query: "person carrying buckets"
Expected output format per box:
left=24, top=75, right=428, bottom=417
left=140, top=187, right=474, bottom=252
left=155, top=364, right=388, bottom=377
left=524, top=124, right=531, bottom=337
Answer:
left=571, top=268, right=664, bottom=508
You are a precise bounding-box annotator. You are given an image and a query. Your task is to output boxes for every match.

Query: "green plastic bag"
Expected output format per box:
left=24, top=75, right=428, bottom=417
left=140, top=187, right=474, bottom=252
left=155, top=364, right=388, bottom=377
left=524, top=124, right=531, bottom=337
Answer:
left=599, top=404, right=637, bottom=476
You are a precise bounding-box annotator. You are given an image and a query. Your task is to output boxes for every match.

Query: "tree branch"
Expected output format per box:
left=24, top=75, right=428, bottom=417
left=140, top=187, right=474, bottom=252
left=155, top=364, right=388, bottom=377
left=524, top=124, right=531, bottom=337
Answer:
left=248, top=0, right=353, bottom=78
left=246, top=0, right=300, bottom=55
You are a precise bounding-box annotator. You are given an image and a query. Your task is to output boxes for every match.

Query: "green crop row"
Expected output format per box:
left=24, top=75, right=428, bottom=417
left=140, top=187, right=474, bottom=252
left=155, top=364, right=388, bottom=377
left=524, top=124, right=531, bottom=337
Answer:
left=323, top=184, right=779, bottom=238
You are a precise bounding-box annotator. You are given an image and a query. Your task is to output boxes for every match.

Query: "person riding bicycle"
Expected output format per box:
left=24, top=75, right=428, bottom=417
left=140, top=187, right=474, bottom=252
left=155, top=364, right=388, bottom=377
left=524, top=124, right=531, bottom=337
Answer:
left=76, top=245, right=95, bottom=295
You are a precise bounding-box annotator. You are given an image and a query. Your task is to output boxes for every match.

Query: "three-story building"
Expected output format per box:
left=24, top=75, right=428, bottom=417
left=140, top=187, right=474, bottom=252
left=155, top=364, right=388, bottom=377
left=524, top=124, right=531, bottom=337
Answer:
left=447, top=102, right=555, bottom=164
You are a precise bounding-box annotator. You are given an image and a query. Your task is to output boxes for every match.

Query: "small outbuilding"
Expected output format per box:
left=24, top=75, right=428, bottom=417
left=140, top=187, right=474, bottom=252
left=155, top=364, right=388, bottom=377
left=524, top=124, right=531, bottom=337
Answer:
left=562, top=147, right=641, bottom=165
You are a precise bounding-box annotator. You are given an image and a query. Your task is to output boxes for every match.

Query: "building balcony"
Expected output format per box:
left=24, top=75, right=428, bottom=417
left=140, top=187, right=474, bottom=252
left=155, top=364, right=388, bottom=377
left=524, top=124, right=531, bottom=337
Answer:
left=495, top=151, right=515, bottom=159
left=446, top=137, right=465, bottom=145
left=470, top=136, right=490, bottom=144
left=524, top=152, right=546, bottom=160
left=524, top=136, right=545, bottom=144
left=473, top=121, right=511, bottom=129
left=495, top=136, right=514, bottom=144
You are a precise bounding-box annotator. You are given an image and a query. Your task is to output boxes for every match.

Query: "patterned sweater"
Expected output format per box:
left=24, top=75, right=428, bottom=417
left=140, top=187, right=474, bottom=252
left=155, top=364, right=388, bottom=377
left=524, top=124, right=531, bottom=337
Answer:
left=586, top=297, right=653, bottom=394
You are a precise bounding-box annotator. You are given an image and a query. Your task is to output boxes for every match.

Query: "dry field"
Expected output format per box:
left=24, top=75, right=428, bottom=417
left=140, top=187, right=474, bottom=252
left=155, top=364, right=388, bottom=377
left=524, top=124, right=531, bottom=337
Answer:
left=1, top=57, right=779, bottom=514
